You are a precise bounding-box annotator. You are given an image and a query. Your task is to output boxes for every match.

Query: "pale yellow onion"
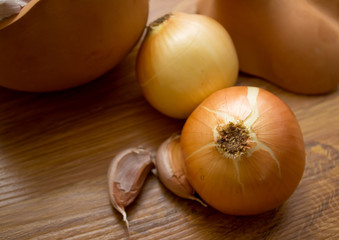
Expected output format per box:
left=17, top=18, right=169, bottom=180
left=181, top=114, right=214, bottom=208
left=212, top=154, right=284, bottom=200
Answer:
left=181, top=86, right=305, bottom=215
left=136, top=12, right=239, bottom=119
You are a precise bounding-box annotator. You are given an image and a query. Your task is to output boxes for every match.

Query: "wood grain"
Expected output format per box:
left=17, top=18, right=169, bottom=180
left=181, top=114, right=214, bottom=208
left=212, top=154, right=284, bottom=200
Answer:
left=0, top=0, right=338, bottom=239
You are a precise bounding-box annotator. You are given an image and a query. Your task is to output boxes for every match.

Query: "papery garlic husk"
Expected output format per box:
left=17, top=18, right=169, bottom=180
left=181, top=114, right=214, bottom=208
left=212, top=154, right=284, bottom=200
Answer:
left=155, top=134, right=206, bottom=206
left=136, top=12, right=239, bottom=119
left=0, top=0, right=21, bottom=21
left=181, top=86, right=305, bottom=215
left=107, top=148, right=154, bottom=229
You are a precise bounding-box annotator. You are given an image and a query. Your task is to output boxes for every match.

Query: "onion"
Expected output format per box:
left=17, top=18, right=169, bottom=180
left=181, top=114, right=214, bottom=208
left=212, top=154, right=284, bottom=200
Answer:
left=0, top=0, right=149, bottom=92
left=197, top=0, right=339, bottom=94
left=181, top=86, right=305, bottom=215
left=136, top=12, right=238, bottom=119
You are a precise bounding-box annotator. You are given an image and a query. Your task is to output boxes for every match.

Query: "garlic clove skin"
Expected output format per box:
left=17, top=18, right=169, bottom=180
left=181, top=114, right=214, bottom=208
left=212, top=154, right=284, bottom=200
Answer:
left=107, top=148, right=154, bottom=229
left=155, top=134, right=206, bottom=206
left=0, top=0, right=22, bottom=21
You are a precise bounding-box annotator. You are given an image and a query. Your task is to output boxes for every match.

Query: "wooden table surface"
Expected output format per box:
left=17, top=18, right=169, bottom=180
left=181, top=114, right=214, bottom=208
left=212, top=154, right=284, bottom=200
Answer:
left=1, top=0, right=338, bottom=239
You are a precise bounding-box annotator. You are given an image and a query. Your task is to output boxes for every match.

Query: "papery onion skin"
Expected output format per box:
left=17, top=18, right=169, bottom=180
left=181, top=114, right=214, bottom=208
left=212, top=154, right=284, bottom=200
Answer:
left=136, top=12, right=239, bottom=119
left=181, top=86, right=305, bottom=215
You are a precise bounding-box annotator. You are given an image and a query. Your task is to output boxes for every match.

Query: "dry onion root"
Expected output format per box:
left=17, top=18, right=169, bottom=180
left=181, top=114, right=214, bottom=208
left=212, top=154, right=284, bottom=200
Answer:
left=181, top=86, right=305, bottom=215
left=136, top=12, right=239, bottom=119
left=107, top=148, right=154, bottom=229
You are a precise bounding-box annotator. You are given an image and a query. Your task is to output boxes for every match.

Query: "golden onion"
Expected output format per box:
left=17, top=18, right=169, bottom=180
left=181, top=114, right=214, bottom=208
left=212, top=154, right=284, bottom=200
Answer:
left=181, top=86, right=305, bottom=215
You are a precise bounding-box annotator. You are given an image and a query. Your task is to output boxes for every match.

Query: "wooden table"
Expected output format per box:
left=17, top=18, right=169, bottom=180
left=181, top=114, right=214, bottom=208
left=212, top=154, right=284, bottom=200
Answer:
left=1, top=0, right=338, bottom=239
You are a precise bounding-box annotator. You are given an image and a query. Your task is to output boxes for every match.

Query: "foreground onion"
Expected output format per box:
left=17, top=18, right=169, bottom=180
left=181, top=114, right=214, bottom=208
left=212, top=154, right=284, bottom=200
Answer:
left=136, top=12, right=238, bottom=119
left=181, top=86, right=305, bottom=215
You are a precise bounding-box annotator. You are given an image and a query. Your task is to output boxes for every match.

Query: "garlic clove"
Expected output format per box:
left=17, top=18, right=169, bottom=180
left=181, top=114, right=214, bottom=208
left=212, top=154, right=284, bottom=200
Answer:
left=155, top=134, right=206, bottom=207
left=107, top=148, right=154, bottom=229
left=0, top=0, right=21, bottom=21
